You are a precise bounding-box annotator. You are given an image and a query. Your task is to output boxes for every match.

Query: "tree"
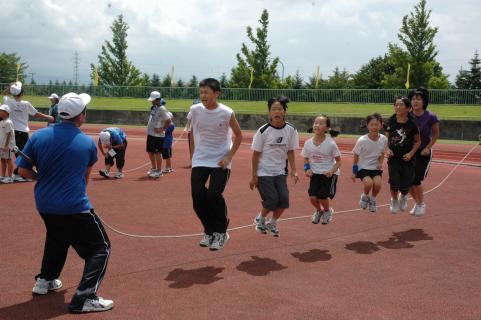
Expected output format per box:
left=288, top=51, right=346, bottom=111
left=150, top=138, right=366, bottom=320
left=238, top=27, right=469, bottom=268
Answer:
left=139, top=73, right=150, bottom=86
left=219, top=73, right=229, bottom=88
left=230, top=9, right=280, bottom=88
left=352, top=55, right=393, bottom=89
left=187, top=75, right=198, bottom=87
left=455, top=67, right=470, bottom=89
left=0, top=52, right=27, bottom=83
left=176, top=79, right=184, bottom=87
left=151, top=73, right=161, bottom=86
left=283, top=70, right=304, bottom=89
left=90, top=15, right=143, bottom=86
left=327, top=67, right=351, bottom=89
left=306, top=73, right=326, bottom=89
left=468, top=50, right=481, bottom=89
left=161, top=74, right=172, bottom=87
left=382, top=0, right=449, bottom=88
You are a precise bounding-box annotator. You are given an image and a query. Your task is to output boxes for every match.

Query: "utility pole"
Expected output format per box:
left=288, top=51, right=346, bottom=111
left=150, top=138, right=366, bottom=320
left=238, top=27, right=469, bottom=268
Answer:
left=73, top=51, right=79, bottom=85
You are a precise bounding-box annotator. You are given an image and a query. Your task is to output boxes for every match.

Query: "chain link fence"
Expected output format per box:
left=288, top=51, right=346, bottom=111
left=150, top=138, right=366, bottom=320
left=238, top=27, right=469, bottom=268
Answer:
left=2, top=84, right=481, bottom=104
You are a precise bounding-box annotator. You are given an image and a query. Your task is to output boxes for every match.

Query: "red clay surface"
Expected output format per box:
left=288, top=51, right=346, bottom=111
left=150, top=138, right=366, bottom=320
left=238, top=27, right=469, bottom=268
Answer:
left=1, top=124, right=481, bottom=320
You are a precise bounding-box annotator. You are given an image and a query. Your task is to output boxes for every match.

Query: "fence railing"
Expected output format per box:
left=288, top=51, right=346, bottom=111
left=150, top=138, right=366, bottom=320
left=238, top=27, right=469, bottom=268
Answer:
left=3, top=84, right=481, bottom=104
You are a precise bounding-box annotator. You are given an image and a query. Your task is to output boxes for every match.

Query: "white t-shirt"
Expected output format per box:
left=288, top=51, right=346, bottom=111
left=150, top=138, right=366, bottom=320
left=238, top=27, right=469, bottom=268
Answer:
left=147, top=105, right=171, bottom=137
left=0, top=119, right=16, bottom=148
left=352, top=134, right=388, bottom=170
left=251, top=123, right=299, bottom=176
left=3, top=96, right=38, bottom=132
left=190, top=103, right=234, bottom=168
left=301, top=136, right=341, bottom=175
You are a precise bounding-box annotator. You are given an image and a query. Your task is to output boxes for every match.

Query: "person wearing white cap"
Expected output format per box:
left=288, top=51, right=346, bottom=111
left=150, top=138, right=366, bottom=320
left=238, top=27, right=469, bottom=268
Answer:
left=146, top=91, right=172, bottom=178
left=0, top=104, right=16, bottom=183
left=17, top=92, right=114, bottom=313
left=2, top=82, right=54, bottom=181
left=47, top=93, right=61, bottom=126
left=97, top=127, right=128, bottom=179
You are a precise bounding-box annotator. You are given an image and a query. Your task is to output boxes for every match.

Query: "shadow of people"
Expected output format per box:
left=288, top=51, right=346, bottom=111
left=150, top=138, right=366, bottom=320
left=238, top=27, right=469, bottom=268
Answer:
left=236, top=256, right=287, bottom=276
left=291, top=249, right=332, bottom=263
left=0, top=290, right=70, bottom=320
left=392, top=229, right=433, bottom=242
left=164, top=266, right=224, bottom=288
left=377, top=237, right=414, bottom=249
left=345, top=241, right=381, bottom=254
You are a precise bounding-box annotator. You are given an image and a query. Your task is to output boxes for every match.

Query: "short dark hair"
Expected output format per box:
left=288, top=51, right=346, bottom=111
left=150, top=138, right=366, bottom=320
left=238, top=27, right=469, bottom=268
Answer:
left=199, top=78, right=221, bottom=92
left=361, top=112, right=383, bottom=129
left=408, top=87, right=429, bottom=110
left=394, top=95, right=412, bottom=109
left=267, top=96, right=289, bottom=111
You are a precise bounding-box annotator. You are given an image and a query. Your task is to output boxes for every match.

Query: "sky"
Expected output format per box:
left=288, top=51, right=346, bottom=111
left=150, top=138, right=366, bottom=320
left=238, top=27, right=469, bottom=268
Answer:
left=1, top=0, right=480, bottom=85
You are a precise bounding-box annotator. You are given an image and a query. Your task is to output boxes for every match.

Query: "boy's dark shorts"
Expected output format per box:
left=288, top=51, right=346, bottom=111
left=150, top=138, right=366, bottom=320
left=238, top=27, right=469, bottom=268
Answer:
left=356, top=169, right=383, bottom=180
left=146, top=135, right=164, bottom=153
left=257, top=175, right=289, bottom=211
left=308, top=173, right=338, bottom=200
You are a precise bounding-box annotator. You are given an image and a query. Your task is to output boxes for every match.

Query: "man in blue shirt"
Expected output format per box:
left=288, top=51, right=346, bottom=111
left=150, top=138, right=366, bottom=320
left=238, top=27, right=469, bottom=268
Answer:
left=18, top=92, right=114, bottom=313
left=98, top=127, right=128, bottom=179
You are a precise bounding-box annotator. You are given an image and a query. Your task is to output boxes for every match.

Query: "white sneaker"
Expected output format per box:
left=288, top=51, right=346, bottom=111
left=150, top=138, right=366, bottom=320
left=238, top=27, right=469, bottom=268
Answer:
left=1, top=176, right=14, bottom=184
left=321, top=208, right=334, bottom=225
left=162, top=167, right=173, bottom=174
left=99, top=169, right=110, bottom=178
left=414, top=203, right=426, bottom=216
left=147, top=168, right=155, bottom=175
left=265, top=221, right=280, bottom=237
left=71, top=296, right=114, bottom=313
left=398, top=194, right=408, bottom=211
left=410, top=204, right=418, bottom=215
left=199, top=233, right=213, bottom=247
left=32, top=278, right=62, bottom=295
left=311, top=210, right=321, bottom=224
left=148, top=170, right=163, bottom=178
left=210, top=232, right=229, bottom=250
left=254, top=214, right=267, bottom=234
left=368, top=198, right=377, bottom=213
left=359, top=194, right=369, bottom=210
left=390, top=198, right=399, bottom=214
left=114, top=172, right=124, bottom=179
left=13, top=174, right=28, bottom=182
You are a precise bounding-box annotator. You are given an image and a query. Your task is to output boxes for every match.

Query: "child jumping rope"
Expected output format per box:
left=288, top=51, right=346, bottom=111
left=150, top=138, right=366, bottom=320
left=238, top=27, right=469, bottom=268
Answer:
left=351, top=113, right=388, bottom=213
left=301, top=114, right=341, bottom=225
left=384, top=96, right=420, bottom=214
left=250, top=96, right=299, bottom=237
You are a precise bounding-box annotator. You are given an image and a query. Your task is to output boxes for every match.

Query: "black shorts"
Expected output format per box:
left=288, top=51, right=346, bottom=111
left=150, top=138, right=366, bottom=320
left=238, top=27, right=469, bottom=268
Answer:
left=413, top=149, right=432, bottom=186
left=356, top=169, right=383, bottom=180
left=257, top=175, right=289, bottom=211
left=14, top=131, right=29, bottom=151
left=388, top=158, right=415, bottom=194
left=162, top=147, right=172, bottom=159
left=308, top=174, right=338, bottom=200
left=146, top=135, right=164, bottom=153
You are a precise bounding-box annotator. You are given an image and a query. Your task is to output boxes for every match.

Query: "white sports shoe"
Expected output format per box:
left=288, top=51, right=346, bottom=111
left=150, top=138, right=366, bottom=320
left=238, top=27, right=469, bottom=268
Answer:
left=13, top=174, right=29, bottom=182
left=1, top=176, right=14, bottom=184
left=70, top=296, right=114, bottom=313
left=390, top=198, right=399, bottom=214
left=321, top=208, right=334, bottom=225
left=148, top=170, right=163, bottom=178
left=398, top=194, right=408, bottom=211
left=414, top=203, right=426, bottom=216
left=410, top=204, right=418, bottom=215
left=199, top=233, right=213, bottom=247
left=99, top=169, right=110, bottom=178
left=265, top=221, right=280, bottom=237
left=368, top=198, right=377, bottom=213
left=210, top=232, right=229, bottom=250
left=359, top=194, right=369, bottom=210
left=162, top=167, right=173, bottom=173
left=32, top=278, right=62, bottom=295
left=254, top=214, right=267, bottom=234
left=114, top=172, right=124, bottom=179
left=311, top=210, right=321, bottom=224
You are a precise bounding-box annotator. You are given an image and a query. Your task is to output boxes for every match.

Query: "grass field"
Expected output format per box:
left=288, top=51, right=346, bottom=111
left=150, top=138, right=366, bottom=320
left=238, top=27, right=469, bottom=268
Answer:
left=24, top=95, right=481, bottom=119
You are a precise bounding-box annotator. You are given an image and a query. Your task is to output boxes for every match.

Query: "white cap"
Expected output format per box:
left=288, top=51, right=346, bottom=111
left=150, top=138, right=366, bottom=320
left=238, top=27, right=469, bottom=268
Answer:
left=10, top=82, right=22, bottom=96
left=99, top=131, right=111, bottom=145
left=58, top=92, right=91, bottom=119
left=0, top=104, right=10, bottom=113
left=48, top=93, right=59, bottom=100
left=148, top=91, right=161, bottom=101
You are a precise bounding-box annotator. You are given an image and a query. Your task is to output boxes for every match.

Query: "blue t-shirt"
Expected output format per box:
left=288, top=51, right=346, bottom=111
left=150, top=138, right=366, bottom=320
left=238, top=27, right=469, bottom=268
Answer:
left=163, top=123, right=175, bottom=148
left=18, top=122, right=98, bottom=214
left=102, top=127, right=127, bottom=145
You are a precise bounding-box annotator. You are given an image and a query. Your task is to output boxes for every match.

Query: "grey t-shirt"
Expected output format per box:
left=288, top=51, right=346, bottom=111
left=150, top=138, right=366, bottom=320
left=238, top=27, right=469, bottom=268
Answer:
left=147, top=105, right=171, bottom=137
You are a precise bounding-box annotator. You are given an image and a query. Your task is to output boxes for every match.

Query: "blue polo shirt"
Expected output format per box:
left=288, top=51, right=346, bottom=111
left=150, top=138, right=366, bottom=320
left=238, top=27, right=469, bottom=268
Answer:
left=18, top=122, right=98, bottom=214
left=102, top=127, right=127, bottom=145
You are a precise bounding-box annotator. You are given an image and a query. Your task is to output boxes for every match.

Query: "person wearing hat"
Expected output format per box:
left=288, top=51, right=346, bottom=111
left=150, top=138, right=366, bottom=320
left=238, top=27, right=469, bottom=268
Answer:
left=47, top=93, right=61, bottom=126
left=0, top=104, right=15, bottom=183
left=146, top=91, right=172, bottom=178
left=97, top=127, right=128, bottom=179
left=2, top=82, right=54, bottom=181
left=17, top=92, right=114, bottom=313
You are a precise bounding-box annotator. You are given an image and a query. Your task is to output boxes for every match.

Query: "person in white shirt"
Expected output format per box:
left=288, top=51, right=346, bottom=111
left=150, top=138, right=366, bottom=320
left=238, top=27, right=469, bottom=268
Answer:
left=250, top=96, right=299, bottom=237
left=189, top=78, right=243, bottom=251
left=0, top=105, right=16, bottom=183
left=301, top=114, right=342, bottom=225
left=2, top=82, right=53, bottom=181
left=145, top=92, right=171, bottom=178
left=351, top=113, right=388, bottom=213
